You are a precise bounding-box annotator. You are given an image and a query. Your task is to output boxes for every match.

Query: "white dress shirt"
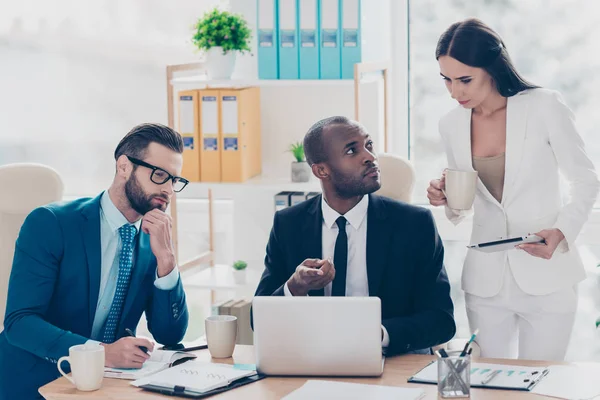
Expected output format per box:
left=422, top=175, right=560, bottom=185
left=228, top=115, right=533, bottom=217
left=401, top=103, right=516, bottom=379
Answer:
left=284, top=195, right=389, bottom=346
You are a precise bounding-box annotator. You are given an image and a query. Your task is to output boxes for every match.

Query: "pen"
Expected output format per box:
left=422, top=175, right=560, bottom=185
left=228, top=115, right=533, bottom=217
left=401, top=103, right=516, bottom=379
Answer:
left=460, top=328, right=479, bottom=357
left=125, top=328, right=149, bottom=354
left=481, top=369, right=501, bottom=385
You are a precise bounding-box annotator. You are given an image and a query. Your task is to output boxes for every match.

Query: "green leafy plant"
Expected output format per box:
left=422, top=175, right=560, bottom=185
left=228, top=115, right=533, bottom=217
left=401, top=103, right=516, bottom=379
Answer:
left=192, top=8, right=252, bottom=54
left=232, top=260, right=248, bottom=270
left=288, top=142, right=305, bottom=162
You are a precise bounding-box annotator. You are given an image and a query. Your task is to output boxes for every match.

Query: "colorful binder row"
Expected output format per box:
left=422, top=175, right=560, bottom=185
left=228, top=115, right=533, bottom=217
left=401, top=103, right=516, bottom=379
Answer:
left=257, top=0, right=361, bottom=80
left=178, top=87, right=261, bottom=183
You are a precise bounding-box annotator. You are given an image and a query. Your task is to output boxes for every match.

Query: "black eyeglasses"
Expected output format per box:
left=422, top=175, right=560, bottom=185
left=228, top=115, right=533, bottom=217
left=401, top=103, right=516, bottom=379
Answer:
left=127, top=156, right=189, bottom=192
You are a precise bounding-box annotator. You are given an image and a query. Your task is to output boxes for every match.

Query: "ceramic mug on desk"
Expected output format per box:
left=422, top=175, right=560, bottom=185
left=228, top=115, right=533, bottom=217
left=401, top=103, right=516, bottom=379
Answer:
left=57, top=344, right=105, bottom=391
left=442, top=169, right=478, bottom=210
left=205, top=315, right=238, bottom=358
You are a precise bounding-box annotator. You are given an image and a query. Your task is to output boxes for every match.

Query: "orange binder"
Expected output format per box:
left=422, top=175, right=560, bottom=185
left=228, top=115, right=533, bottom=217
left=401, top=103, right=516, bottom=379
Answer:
left=199, top=90, right=222, bottom=182
left=178, top=90, right=200, bottom=182
left=220, top=87, right=261, bottom=182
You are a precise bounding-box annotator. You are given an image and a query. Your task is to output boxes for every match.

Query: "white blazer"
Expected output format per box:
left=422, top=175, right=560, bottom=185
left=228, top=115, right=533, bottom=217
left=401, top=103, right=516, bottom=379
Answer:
left=439, top=88, right=600, bottom=297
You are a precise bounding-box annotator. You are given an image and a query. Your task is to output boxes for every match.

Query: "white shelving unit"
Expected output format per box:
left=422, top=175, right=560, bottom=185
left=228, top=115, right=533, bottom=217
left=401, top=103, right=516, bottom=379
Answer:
left=166, top=61, right=390, bottom=302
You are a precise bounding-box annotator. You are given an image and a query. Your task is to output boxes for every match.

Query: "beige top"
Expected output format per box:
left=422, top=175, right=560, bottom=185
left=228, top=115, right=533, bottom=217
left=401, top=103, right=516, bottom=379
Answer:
left=472, top=153, right=505, bottom=203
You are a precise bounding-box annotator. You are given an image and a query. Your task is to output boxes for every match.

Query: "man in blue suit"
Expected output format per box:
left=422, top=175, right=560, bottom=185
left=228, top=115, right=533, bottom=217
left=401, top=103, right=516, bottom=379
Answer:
left=255, top=116, right=456, bottom=356
left=0, top=123, right=190, bottom=399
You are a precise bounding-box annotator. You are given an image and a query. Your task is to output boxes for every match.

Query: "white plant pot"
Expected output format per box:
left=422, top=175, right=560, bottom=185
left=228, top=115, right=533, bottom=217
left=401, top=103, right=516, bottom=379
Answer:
left=291, top=161, right=311, bottom=182
left=205, top=47, right=236, bottom=80
left=233, top=269, right=246, bottom=285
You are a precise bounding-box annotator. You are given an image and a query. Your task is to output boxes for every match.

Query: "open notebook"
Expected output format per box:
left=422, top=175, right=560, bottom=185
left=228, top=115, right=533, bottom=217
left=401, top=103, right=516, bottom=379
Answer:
left=104, top=349, right=197, bottom=380
left=131, top=360, right=258, bottom=396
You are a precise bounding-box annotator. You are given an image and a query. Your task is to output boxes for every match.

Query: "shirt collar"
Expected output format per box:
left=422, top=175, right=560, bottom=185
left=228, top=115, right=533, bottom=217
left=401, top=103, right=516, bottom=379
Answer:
left=100, top=190, right=142, bottom=232
left=321, top=195, right=369, bottom=230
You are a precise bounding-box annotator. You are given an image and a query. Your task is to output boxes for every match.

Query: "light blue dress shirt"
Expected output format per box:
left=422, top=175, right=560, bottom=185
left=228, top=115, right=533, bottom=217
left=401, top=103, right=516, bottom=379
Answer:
left=88, top=191, right=179, bottom=342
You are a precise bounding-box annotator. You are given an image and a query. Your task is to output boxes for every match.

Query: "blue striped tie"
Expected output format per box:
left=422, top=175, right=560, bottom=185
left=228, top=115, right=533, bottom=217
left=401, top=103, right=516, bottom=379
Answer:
left=102, top=224, right=137, bottom=343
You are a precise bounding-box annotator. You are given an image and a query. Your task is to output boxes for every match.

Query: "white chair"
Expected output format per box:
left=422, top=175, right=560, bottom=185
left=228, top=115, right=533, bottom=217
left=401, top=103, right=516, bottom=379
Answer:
left=375, top=153, right=416, bottom=203
left=0, top=163, right=63, bottom=331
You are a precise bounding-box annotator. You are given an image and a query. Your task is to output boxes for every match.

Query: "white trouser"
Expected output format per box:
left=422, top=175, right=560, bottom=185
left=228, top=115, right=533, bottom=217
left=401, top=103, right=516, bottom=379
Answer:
left=465, top=266, right=578, bottom=361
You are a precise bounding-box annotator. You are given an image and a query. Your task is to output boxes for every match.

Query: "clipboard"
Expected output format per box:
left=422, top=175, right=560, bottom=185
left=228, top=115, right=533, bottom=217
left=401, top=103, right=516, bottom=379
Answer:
left=467, top=235, right=545, bottom=253
left=138, top=373, right=266, bottom=398
left=408, top=360, right=549, bottom=391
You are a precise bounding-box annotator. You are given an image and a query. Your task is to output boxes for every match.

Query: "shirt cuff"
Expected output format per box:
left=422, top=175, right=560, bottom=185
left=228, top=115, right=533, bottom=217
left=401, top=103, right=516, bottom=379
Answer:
left=284, top=282, right=293, bottom=296
left=381, top=325, right=390, bottom=347
left=154, top=266, right=179, bottom=290
left=85, top=339, right=102, bottom=347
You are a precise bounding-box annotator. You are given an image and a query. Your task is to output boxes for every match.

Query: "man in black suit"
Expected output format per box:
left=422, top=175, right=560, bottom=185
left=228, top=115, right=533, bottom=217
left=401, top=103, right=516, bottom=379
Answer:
left=254, top=116, right=456, bottom=356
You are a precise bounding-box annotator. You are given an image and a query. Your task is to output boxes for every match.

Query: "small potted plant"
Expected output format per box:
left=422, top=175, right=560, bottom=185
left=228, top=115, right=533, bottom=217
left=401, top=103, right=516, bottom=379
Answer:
left=192, top=8, right=252, bottom=80
left=232, top=260, right=248, bottom=284
left=289, top=142, right=311, bottom=182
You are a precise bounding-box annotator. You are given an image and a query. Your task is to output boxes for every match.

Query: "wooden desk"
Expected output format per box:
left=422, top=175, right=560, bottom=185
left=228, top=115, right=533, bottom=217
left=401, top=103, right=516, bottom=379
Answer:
left=40, top=345, right=560, bottom=399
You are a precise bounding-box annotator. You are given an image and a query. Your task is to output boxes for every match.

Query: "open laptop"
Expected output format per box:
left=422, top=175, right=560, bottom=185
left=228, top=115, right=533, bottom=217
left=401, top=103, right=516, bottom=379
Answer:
left=252, top=296, right=384, bottom=376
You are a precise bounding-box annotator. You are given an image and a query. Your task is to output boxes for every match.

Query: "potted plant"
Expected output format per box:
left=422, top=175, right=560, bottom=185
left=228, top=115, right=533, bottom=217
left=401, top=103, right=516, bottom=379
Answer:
left=232, top=260, right=248, bottom=284
left=192, top=8, right=252, bottom=80
left=289, top=142, right=311, bottom=182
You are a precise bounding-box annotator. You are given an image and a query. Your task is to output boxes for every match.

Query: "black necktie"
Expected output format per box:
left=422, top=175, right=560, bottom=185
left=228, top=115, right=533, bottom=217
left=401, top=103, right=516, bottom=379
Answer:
left=332, top=216, right=348, bottom=296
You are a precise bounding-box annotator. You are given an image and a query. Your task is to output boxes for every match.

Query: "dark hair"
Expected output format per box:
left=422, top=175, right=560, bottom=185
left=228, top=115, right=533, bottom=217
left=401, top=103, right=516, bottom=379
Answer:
left=435, top=18, right=538, bottom=97
left=114, top=123, right=184, bottom=160
left=304, top=116, right=362, bottom=165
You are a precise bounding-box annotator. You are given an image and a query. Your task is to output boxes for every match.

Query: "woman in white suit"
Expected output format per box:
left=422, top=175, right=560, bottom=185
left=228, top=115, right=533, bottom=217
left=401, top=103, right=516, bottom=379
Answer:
left=427, top=18, right=600, bottom=361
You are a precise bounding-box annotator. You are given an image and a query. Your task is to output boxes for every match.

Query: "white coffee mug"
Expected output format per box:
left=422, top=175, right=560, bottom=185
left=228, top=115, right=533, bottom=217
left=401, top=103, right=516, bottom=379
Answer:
left=57, top=344, right=104, bottom=391
left=205, top=315, right=237, bottom=358
left=442, top=169, right=478, bottom=210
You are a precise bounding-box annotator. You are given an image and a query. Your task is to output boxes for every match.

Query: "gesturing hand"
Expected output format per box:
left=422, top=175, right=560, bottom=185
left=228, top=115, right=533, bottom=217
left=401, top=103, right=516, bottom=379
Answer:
left=287, top=258, right=335, bottom=296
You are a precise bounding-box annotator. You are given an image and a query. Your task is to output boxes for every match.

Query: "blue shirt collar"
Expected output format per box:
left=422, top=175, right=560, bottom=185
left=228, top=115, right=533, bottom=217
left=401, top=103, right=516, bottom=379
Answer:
left=100, top=190, right=142, bottom=232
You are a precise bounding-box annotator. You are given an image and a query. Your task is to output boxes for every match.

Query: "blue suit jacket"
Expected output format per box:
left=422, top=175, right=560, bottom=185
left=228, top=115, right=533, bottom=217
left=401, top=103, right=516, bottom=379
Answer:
left=254, top=194, right=456, bottom=356
left=0, top=194, right=188, bottom=399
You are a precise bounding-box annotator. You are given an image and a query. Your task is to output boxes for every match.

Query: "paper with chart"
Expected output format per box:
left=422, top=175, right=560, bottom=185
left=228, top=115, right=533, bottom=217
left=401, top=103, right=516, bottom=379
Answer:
left=104, top=350, right=197, bottom=380
left=409, top=361, right=548, bottom=390
left=131, top=361, right=257, bottom=394
left=283, top=380, right=425, bottom=400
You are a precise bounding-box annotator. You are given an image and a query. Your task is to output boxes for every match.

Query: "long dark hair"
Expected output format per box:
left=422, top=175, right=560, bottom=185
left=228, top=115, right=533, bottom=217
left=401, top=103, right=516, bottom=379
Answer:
left=436, top=18, right=538, bottom=97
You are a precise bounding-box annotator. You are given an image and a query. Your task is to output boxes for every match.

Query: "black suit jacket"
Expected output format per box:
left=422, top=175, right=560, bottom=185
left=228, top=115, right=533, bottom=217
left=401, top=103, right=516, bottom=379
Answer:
left=254, top=194, right=456, bottom=356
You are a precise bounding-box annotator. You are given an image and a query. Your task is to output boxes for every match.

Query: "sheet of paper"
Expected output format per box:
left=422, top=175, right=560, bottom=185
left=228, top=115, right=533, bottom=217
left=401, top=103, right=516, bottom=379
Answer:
left=105, top=361, right=167, bottom=380
left=412, top=361, right=547, bottom=388
left=532, top=364, right=600, bottom=400
left=282, top=380, right=425, bottom=400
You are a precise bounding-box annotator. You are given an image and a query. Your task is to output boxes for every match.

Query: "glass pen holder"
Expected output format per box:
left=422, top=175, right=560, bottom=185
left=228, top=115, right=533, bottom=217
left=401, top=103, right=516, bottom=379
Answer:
left=437, top=351, right=470, bottom=398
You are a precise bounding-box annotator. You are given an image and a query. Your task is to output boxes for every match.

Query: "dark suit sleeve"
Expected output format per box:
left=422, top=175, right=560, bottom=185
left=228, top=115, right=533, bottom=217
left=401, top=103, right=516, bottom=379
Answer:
left=3, top=207, right=88, bottom=360
left=145, top=274, right=188, bottom=346
left=382, top=209, right=456, bottom=355
left=254, top=212, right=289, bottom=297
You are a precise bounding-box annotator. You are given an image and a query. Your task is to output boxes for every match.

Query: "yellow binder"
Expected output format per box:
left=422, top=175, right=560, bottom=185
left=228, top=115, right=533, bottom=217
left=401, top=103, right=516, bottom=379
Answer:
left=178, top=90, right=200, bottom=182
left=199, top=90, right=222, bottom=182
left=220, top=87, right=262, bottom=182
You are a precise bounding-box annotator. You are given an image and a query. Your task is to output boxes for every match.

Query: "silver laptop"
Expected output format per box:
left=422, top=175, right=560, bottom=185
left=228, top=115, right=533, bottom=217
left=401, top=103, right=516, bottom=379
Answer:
left=252, top=296, right=384, bottom=376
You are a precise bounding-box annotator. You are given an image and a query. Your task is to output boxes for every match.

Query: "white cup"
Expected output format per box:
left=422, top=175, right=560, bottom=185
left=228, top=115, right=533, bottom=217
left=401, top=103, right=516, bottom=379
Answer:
left=57, top=344, right=104, bottom=391
left=442, top=169, right=478, bottom=210
left=205, top=315, right=237, bottom=358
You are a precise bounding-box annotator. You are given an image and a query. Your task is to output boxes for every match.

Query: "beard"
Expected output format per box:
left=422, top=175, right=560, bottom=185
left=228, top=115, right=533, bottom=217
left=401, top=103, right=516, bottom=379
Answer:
left=125, top=173, right=168, bottom=215
left=330, top=166, right=381, bottom=198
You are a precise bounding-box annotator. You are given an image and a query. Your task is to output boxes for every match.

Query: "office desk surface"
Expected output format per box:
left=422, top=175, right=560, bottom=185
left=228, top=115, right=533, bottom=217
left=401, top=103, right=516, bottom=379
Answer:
left=40, top=345, right=561, bottom=399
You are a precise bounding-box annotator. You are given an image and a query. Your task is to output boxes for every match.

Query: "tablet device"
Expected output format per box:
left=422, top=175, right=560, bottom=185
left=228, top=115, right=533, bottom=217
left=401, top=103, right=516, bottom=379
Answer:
left=467, top=235, right=545, bottom=253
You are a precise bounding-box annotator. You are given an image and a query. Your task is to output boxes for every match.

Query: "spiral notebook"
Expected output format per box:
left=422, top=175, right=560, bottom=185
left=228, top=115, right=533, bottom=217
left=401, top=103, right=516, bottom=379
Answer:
left=131, top=360, right=262, bottom=397
left=104, top=350, right=197, bottom=380
left=408, top=361, right=549, bottom=391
